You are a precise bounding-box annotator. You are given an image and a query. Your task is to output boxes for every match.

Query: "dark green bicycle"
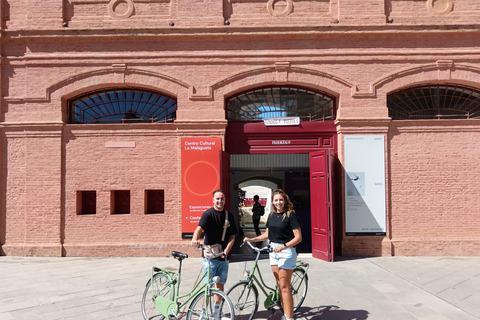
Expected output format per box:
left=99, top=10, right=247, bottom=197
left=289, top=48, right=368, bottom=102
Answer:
left=227, top=241, right=309, bottom=320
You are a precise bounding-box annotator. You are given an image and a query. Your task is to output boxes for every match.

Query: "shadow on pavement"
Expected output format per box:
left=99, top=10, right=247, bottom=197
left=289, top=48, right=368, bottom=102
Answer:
left=295, top=306, right=369, bottom=320
left=251, top=305, right=369, bottom=320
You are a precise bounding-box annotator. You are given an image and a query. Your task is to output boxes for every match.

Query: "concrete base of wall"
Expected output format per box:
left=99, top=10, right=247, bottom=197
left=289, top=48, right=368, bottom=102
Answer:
left=342, top=238, right=394, bottom=257
left=341, top=238, right=480, bottom=257
left=1, top=244, right=63, bottom=257
left=62, top=242, right=204, bottom=258
left=392, top=239, right=480, bottom=256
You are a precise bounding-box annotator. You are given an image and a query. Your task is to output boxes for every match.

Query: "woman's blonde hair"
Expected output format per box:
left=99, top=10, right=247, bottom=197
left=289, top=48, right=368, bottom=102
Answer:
left=270, top=189, right=294, bottom=220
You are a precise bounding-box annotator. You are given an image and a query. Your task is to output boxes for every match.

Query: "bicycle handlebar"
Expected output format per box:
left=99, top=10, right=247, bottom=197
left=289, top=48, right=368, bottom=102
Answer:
left=241, top=240, right=271, bottom=253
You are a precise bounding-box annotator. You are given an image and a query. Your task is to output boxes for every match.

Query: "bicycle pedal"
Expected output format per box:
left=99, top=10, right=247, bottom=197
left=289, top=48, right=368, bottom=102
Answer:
left=267, top=307, right=276, bottom=314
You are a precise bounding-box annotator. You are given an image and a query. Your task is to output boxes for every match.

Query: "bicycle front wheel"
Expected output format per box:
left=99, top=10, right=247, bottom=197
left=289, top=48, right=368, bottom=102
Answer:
left=142, top=272, right=174, bottom=320
left=291, top=268, right=308, bottom=312
left=187, top=289, right=235, bottom=320
left=227, top=282, right=259, bottom=320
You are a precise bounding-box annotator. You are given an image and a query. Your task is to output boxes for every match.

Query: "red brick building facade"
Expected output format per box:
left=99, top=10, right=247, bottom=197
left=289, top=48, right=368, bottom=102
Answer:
left=1, top=0, right=479, bottom=258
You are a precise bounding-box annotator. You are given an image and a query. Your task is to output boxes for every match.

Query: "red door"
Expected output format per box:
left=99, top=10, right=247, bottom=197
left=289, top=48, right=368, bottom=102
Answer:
left=310, top=150, right=335, bottom=261
left=220, top=151, right=231, bottom=211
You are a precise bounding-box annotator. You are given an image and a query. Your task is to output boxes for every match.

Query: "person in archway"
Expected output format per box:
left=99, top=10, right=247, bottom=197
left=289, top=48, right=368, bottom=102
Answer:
left=251, top=195, right=264, bottom=236
left=243, top=189, right=302, bottom=320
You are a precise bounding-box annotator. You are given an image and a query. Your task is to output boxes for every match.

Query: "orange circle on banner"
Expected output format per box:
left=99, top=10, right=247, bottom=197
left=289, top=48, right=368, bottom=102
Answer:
left=184, top=161, right=219, bottom=196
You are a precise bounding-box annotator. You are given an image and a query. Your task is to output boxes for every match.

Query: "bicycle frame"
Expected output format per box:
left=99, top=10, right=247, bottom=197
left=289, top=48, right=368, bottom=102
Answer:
left=248, top=260, right=276, bottom=293
left=239, top=244, right=280, bottom=309
left=237, top=242, right=309, bottom=310
left=149, top=249, right=222, bottom=318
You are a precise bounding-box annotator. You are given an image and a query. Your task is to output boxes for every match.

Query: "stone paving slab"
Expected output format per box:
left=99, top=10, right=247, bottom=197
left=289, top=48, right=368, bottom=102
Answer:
left=0, top=255, right=479, bottom=320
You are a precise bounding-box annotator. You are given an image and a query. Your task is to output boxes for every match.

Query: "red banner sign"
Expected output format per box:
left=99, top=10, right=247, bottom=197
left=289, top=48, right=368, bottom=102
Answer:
left=181, top=137, right=221, bottom=237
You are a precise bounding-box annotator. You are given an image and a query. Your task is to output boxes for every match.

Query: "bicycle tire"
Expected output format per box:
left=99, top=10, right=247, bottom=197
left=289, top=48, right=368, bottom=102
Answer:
left=186, top=289, right=235, bottom=320
left=226, top=281, right=259, bottom=320
left=142, top=272, right=174, bottom=320
left=291, top=268, right=308, bottom=312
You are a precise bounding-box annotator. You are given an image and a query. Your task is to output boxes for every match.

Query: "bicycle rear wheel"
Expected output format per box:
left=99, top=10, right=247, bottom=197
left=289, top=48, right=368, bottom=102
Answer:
left=226, top=282, right=259, bottom=320
left=142, top=272, right=174, bottom=320
left=291, top=268, right=308, bottom=312
left=187, top=289, right=235, bottom=320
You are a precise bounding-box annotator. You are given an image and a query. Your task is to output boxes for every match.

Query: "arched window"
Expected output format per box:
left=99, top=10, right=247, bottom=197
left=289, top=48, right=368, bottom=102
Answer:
left=226, top=86, right=336, bottom=122
left=387, top=84, right=480, bottom=120
left=67, top=88, right=177, bottom=124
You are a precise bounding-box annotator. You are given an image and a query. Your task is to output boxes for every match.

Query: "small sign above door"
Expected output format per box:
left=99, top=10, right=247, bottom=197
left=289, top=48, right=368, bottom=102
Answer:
left=264, top=117, right=300, bottom=126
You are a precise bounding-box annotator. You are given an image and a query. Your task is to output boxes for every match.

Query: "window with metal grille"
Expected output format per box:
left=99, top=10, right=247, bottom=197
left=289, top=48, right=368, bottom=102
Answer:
left=145, top=190, right=165, bottom=214
left=77, top=191, right=96, bottom=215
left=111, top=190, right=130, bottom=214
left=226, top=86, right=336, bottom=122
left=68, top=88, right=177, bottom=124
left=387, top=84, right=480, bottom=120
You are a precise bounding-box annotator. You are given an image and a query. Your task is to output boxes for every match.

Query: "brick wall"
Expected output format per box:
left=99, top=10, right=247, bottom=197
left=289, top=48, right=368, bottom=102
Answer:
left=1, top=0, right=480, bottom=257
left=388, top=122, right=480, bottom=255
left=63, top=126, right=183, bottom=256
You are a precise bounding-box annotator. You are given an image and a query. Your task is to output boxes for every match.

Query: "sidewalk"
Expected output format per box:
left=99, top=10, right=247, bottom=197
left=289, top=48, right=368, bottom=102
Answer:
left=1, top=254, right=479, bottom=320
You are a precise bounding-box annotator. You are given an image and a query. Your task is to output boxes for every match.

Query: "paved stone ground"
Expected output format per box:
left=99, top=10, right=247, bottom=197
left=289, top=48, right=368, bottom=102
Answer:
left=1, top=254, right=479, bottom=320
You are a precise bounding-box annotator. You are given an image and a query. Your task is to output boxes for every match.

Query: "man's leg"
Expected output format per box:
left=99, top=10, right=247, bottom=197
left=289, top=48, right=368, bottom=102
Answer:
left=253, top=217, right=261, bottom=236
left=214, top=260, right=228, bottom=304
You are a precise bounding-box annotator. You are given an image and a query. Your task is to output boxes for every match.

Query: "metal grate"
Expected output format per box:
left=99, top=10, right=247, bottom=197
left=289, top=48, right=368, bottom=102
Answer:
left=68, top=88, right=177, bottom=124
left=387, top=84, right=480, bottom=120
left=226, top=86, right=336, bottom=122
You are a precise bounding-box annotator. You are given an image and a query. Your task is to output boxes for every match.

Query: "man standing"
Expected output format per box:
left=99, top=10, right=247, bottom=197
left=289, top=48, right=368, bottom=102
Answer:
left=191, top=189, right=237, bottom=295
left=251, top=195, right=263, bottom=236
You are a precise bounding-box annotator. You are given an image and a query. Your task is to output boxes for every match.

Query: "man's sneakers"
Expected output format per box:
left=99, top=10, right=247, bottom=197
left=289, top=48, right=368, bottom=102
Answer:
left=213, top=309, right=232, bottom=320
left=213, top=311, right=229, bottom=320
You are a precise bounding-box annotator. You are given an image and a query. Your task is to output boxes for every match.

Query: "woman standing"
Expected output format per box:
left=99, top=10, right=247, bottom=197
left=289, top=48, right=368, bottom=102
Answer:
left=243, top=189, right=302, bottom=320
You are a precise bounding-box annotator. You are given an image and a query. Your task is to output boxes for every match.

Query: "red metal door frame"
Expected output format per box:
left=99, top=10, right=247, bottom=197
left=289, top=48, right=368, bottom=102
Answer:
left=224, top=121, right=337, bottom=261
left=220, top=151, right=231, bottom=211
left=310, top=150, right=335, bottom=261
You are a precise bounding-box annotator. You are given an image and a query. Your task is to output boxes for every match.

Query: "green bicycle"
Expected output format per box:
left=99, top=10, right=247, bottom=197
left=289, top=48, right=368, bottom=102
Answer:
left=142, top=245, right=235, bottom=320
left=227, top=241, right=309, bottom=320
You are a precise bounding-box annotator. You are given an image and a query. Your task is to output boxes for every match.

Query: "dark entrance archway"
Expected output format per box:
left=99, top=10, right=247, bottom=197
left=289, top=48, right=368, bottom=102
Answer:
left=225, top=121, right=338, bottom=261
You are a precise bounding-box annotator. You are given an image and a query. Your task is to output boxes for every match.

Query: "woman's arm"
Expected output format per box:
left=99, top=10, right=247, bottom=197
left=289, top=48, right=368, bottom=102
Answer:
left=285, top=227, right=302, bottom=248
left=273, top=227, right=302, bottom=252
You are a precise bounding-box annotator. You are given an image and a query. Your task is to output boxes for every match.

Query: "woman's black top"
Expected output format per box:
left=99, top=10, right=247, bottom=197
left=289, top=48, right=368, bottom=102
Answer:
left=266, top=211, right=300, bottom=244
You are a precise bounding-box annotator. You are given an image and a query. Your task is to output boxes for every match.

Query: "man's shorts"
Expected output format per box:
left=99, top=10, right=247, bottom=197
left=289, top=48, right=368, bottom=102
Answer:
left=269, top=242, right=297, bottom=270
left=203, top=258, right=229, bottom=285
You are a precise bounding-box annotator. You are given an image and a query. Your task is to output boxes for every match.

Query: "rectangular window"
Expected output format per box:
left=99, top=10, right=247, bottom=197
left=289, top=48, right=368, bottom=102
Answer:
left=145, top=190, right=165, bottom=214
left=111, top=190, right=130, bottom=214
left=77, top=191, right=96, bottom=215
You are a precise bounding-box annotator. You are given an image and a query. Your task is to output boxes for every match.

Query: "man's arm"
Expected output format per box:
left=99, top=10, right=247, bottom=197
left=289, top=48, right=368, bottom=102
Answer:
left=190, top=225, right=203, bottom=247
left=224, top=234, right=235, bottom=256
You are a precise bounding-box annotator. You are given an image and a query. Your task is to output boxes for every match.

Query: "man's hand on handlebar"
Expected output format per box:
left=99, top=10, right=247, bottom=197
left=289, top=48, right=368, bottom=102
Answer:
left=190, top=239, right=201, bottom=248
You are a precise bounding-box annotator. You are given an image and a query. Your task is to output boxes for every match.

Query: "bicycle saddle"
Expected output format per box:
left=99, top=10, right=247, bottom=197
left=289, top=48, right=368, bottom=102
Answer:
left=172, top=251, right=188, bottom=260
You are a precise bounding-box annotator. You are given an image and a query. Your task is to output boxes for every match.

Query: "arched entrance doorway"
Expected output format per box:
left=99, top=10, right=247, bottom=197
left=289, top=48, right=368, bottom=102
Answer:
left=224, top=85, right=338, bottom=261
